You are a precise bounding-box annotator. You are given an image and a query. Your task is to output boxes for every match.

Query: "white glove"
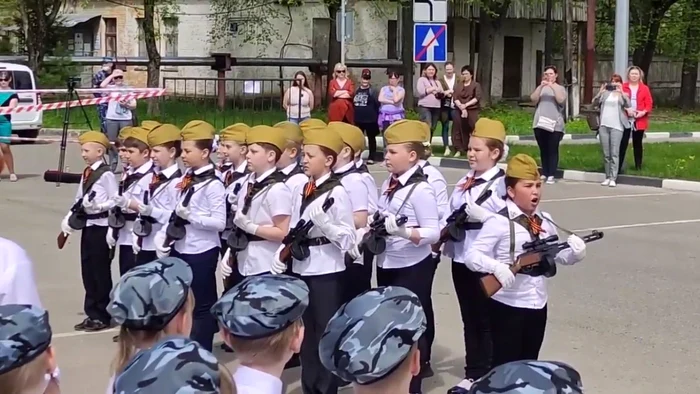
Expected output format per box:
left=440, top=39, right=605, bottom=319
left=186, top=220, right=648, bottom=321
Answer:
left=384, top=214, right=412, bottom=239
left=367, top=214, right=376, bottom=227
left=567, top=234, right=586, bottom=260
left=218, top=248, right=233, bottom=278
left=493, top=263, right=515, bottom=289
left=227, top=191, right=238, bottom=206
left=465, top=201, right=489, bottom=223
left=154, top=231, right=171, bottom=258
left=270, top=245, right=287, bottom=274
left=309, top=205, right=332, bottom=231
left=82, top=198, right=111, bottom=214
left=233, top=211, right=259, bottom=235
left=112, top=195, right=129, bottom=209
left=347, top=228, right=366, bottom=261
left=137, top=203, right=153, bottom=217
left=106, top=229, right=117, bottom=249
left=131, top=230, right=141, bottom=254
left=175, top=201, right=191, bottom=221
left=60, top=213, right=73, bottom=235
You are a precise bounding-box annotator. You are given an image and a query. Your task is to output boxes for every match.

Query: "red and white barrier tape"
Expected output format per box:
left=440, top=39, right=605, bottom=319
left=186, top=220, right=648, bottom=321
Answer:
left=2, top=87, right=165, bottom=94
left=0, top=89, right=166, bottom=115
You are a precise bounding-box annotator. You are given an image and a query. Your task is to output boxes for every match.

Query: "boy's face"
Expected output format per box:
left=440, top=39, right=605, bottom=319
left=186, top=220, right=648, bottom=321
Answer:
left=118, top=145, right=129, bottom=162
left=180, top=141, right=209, bottom=168
left=222, top=141, right=244, bottom=163
left=245, top=143, right=275, bottom=173
left=150, top=145, right=174, bottom=168
left=126, top=147, right=150, bottom=168
left=81, top=142, right=104, bottom=164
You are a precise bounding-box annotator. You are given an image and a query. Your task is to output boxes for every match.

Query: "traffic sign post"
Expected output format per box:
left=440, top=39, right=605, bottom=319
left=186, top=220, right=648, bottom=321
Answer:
left=413, top=23, right=447, bottom=63
left=413, top=0, right=448, bottom=23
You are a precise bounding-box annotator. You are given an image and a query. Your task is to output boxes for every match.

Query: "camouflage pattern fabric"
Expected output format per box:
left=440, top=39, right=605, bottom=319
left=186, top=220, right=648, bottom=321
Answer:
left=108, top=257, right=193, bottom=330
left=113, top=336, right=222, bottom=393
left=210, top=273, right=309, bottom=338
left=469, top=360, right=583, bottom=394
left=318, top=286, right=426, bottom=385
left=0, top=304, right=52, bottom=374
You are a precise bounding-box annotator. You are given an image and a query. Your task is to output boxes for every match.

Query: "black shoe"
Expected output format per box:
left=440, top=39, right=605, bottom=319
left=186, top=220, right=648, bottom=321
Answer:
left=419, top=362, right=434, bottom=378
left=338, top=380, right=351, bottom=388
left=220, top=343, right=234, bottom=353
left=84, top=319, right=110, bottom=332
left=74, top=318, right=91, bottom=331
left=284, top=354, right=301, bottom=370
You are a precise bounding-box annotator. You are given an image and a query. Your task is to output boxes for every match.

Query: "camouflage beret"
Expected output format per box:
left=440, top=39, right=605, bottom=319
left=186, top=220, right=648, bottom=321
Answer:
left=211, top=273, right=309, bottom=339
left=469, top=360, right=583, bottom=394
left=114, top=336, right=223, bottom=393
left=0, top=304, right=52, bottom=375
left=108, top=257, right=193, bottom=330
left=318, top=286, right=426, bottom=385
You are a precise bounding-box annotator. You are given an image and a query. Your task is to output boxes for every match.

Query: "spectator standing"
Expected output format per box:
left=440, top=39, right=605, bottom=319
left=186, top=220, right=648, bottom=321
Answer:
left=621, top=66, right=653, bottom=171
left=416, top=63, right=443, bottom=141
left=0, top=71, right=18, bottom=182
left=353, top=69, right=381, bottom=164
left=93, top=57, right=114, bottom=133
left=451, top=65, right=482, bottom=158
left=439, top=62, right=457, bottom=155
left=328, top=63, right=355, bottom=123
left=101, top=69, right=137, bottom=172
left=283, top=71, right=314, bottom=124
left=530, top=66, right=567, bottom=184
left=377, top=70, right=405, bottom=130
left=593, top=74, right=631, bottom=187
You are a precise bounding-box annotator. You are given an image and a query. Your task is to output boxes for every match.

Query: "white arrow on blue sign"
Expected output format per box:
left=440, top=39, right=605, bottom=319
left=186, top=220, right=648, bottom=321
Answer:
left=413, top=23, right=447, bottom=63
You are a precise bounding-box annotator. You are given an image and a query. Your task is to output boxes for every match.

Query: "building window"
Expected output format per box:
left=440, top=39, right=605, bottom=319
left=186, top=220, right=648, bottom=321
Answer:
left=137, top=18, right=147, bottom=57
left=163, top=17, right=178, bottom=57
left=105, top=18, right=117, bottom=57
left=387, top=20, right=397, bottom=59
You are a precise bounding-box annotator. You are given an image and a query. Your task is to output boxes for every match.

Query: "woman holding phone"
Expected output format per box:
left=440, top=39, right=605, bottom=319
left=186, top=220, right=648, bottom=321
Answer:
left=283, top=71, right=314, bottom=124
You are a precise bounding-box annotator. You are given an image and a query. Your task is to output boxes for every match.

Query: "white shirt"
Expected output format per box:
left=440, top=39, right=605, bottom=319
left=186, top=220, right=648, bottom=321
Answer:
left=601, top=93, right=623, bottom=131
left=0, top=237, right=42, bottom=307
left=162, top=164, right=227, bottom=254
left=419, top=160, right=449, bottom=222
left=233, top=365, right=283, bottom=394
left=355, top=159, right=378, bottom=215
left=290, top=172, right=356, bottom=276
left=377, top=164, right=440, bottom=269
left=140, top=163, right=181, bottom=251
left=105, top=91, right=133, bottom=121
left=465, top=199, right=583, bottom=309
left=444, top=166, right=506, bottom=262
left=443, top=74, right=456, bottom=108
left=72, top=160, right=118, bottom=228
left=281, top=163, right=308, bottom=195
left=335, top=161, right=369, bottom=214
left=236, top=168, right=292, bottom=276
left=117, top=161, right=154, bottom=246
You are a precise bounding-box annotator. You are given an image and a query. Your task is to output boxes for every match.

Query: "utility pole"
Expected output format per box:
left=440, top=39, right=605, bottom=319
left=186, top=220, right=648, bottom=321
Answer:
left=613, top=0, right=629, bottom=75
left=584, top=0, right=596, bottom=103
left=545, top=0, right=553, bottom=65
left=563, top=0, right=573, bottom=119
left=340, top=0, right=346, bottom=64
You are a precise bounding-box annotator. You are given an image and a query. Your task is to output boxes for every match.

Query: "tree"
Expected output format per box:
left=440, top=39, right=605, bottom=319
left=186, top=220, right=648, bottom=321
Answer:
left=476, top=0, right=512, bottom=106
left=12, top=0, right=68, bottom=72
left=677, top=0, right=700, bottom=109
left=629, top=0, right=680, bottom=78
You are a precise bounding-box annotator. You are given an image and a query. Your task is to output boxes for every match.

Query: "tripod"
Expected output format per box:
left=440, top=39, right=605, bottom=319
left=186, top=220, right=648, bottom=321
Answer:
left=55, top=77, right=94, bottom=187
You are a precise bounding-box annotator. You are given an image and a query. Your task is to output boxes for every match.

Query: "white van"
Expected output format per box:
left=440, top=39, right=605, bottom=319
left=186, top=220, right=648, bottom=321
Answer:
left=0, top=63, right=42, bottom=140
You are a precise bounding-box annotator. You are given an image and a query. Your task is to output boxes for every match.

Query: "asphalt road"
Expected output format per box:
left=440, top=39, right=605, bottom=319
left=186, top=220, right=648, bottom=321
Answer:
left=1, top=143, right=699, bottom=393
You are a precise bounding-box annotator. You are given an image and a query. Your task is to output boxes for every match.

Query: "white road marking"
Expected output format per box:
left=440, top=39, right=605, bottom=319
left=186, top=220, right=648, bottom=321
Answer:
left=575, top=218, right=700, bottom=232
left=53, top=328, right=118, bottom=339
left=543, top=192, right=678, bottom=202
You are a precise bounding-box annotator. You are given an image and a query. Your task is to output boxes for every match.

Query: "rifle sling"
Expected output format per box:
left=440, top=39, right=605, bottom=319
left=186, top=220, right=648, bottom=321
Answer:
left=81, top=164, right=110, bottom=196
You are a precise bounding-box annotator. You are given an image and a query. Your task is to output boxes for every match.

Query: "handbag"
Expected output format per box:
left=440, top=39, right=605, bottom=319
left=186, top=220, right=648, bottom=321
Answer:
left=535, top=116, right=557, bottom=132
left=586, top=113, right=599, bottom=131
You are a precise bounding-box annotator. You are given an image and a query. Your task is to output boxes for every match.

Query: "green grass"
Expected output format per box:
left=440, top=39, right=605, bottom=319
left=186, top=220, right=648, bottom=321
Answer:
left=42, top=98, right=700, bottom=135
left=436, top=142, right=700, bottom=181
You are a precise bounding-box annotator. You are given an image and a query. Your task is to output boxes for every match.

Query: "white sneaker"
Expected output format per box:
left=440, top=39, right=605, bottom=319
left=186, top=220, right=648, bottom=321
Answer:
left=9, top=174, right=17, bottom=182
left=457, top=379, right=475, bottom=389
left=601, top=179, right=611, bottom=186
left=444, top=147, right=452, bottom=156
left=454, top=152, right=461, bottom=158
left=540, top=175, right=547, bottom=181
left=609, top=180, right=617, bottom=187
left=546, top=176, right=555, bottom=184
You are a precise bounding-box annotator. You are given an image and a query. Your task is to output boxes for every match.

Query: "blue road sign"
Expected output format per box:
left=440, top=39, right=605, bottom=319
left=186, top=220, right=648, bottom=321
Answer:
left=413, top=23, right=447, bottom=63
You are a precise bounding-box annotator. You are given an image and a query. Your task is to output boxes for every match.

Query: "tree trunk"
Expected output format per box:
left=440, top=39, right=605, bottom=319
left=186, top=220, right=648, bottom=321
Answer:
left=20, top=0, right=63, bottom=73
left=143, top=0, right=161, bottom=116
left=327, top=4, right=341, bottom=81
left=400, top=2, right=415, bottom=108
left=679, top=8, right=700, bottom=110
left=631, top=0, right=678, bottom=79
left=476, top=13, right=498, bottom=106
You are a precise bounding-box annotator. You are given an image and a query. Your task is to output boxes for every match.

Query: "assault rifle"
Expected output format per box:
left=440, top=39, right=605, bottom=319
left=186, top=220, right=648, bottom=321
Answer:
left=432, top=189, right=493, bottom=254
left=344, top=212, right=408, bottom=265
left=162, top=188, right=196, bottom=247
left=57, top=191, right=96, bottom=249
left=279, top=198, right=335, bottom=265
left=133, top=191, right=156, bottom=253
left=480, top=230, right=604, bottom=297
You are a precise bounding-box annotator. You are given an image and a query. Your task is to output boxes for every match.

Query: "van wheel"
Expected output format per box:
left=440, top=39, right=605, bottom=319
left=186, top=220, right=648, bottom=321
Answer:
left=16, top=129, right=39, bottom=144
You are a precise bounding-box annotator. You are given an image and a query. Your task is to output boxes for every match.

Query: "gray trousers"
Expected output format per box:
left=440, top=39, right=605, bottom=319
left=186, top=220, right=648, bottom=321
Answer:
left=599, top=125, right=624, bottom=180
left=104, top=119, right=133, bottom=171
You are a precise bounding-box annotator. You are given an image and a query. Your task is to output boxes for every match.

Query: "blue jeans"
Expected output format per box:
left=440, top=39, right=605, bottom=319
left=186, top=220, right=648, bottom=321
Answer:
left=171, top=246, right=220, bottom=352
left=288, top=116, right=310, bottom=124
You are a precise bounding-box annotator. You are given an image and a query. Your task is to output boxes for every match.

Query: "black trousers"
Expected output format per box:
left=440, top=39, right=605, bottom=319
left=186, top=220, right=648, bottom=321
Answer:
left=619, top=128, right=645, bottom=171
left=377, top=255, right=436, bottom=393
left=300, top=271, right=345, bottom=394
left=118, top=245, right=137, bottom=276
left=343, top=252, right=374, bottom=302
left=171, top=247, right=220, bottom=352
left=80, top=226, right=113, bottom=324
left=534, top=129, right=564, bottom=177
left=135, top=250, right=158, bottom=266
left=355, top=121, right=380, bottom=161
left=451, top=262, right=492, bottom=380
left=490, top=299, right=547, bottom=368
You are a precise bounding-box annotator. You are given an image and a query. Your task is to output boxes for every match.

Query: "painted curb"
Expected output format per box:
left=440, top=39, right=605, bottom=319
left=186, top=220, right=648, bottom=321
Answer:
left=38, top=128, right=700, bottom=146
left=430, top=156, right=699, bottom=192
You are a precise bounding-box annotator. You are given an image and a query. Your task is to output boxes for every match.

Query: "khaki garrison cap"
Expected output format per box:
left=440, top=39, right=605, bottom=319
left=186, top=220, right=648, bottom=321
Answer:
left=327, top=121, right=365, bottom=152
left=472, top=118, right=506, bottom=143
left=220, top=123, right=249, bottom=144
left=78, top=131, right=110, bottom=149
left=247, top=125, right=287, bottom=151
left=181, top=120, right=215, bottom=141
left=148, top=124, right=182, bottom=147
left=506, top=154, right=540, bottom=181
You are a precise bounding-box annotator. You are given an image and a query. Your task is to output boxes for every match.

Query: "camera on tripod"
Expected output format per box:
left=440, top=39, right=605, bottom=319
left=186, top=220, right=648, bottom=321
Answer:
left=66, top=76, right=82, bottom=90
